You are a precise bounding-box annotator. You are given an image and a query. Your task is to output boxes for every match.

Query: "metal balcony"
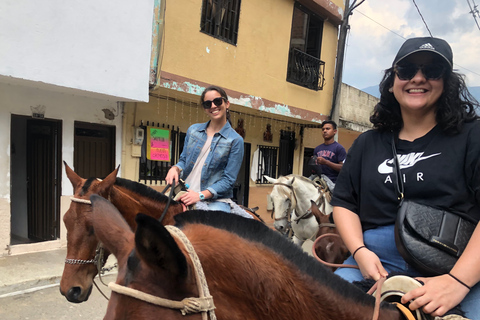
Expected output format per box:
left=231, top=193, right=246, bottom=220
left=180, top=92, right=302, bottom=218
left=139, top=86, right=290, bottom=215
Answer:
left=286, top=48, right=325, bottom=91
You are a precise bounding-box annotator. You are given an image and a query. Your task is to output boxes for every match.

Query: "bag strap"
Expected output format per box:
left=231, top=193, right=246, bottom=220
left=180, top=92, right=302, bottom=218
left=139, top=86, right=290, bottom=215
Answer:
left=391, top=133, right=404, bottom=206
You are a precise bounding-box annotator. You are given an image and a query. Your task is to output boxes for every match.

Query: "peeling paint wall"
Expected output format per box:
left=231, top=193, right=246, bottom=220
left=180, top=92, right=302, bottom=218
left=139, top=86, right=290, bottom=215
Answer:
left=159, top=0, right=343, bottom=118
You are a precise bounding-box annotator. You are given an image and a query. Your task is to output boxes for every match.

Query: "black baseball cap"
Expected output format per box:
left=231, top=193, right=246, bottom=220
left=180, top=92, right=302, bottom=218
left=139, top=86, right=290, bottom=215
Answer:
left=392, top=37, right=453, bottom=69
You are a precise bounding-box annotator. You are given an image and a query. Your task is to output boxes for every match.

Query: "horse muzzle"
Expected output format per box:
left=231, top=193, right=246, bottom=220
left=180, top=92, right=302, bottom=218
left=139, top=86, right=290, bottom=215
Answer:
left=61, top=284, right=93, bottom=303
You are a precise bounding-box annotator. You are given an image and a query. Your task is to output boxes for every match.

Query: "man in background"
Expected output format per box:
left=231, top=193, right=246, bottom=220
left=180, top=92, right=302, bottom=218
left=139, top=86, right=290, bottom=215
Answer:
left=310, top=120, right=346, bottom=190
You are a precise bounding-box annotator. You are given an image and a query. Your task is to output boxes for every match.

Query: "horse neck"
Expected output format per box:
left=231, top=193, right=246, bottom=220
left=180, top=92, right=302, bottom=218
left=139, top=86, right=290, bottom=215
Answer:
left=292, top=180, right=319, bottom=213
left=109, top=185, right=183, bottom=227
left=189, top=227, right=402, bottom=320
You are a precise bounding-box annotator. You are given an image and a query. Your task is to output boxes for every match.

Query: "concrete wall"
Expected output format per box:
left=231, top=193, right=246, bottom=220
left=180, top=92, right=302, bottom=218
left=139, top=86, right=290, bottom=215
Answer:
left=0, top=0, right=154, bottom=102
left=338, top=83, right=378, bottom=150
left=0, top=82, right=123, bottom=254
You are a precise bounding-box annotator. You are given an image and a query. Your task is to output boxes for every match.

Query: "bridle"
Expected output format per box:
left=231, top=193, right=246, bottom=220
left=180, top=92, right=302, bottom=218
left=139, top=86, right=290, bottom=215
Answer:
left=108, top=225, right=216, bottom=320
left=271, top=178, right=325, bottom=223
left=65, top=196, right=118, bottom=298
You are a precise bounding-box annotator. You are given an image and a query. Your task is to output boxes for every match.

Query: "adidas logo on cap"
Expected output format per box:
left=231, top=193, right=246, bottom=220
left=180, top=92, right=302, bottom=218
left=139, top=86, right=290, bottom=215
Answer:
left=419, top=43, right=435, bottom=50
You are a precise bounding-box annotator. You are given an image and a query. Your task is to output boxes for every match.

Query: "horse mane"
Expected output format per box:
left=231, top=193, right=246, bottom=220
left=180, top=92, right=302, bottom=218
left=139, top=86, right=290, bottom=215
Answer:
left=80, top=178, right=97, bottom=196
left=114, top=178, right=180, bottom=205
left=174, top=210, right=378, bottom=307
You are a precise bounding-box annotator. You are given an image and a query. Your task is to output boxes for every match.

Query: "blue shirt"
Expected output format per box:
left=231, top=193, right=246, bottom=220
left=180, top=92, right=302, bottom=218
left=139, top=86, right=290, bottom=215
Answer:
left=175, top=121, right=244, bottom=199
left=313, top=141, right=347, bottom=183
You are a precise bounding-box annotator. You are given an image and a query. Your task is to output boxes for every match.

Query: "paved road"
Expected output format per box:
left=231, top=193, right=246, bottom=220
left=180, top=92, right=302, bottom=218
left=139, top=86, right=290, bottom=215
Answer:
left=0, top=274, right=115, bottom=320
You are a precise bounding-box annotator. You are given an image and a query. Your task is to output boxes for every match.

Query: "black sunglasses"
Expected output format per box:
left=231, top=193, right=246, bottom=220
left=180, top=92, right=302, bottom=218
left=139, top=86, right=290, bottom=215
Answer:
left=394, top=63, right=447, bottom=81
left=202, top=97, right=225, bottom=109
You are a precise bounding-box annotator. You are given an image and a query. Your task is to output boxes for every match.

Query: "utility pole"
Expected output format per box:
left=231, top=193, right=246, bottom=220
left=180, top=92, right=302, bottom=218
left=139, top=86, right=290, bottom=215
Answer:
left=330, top=0, right=365, bottom=121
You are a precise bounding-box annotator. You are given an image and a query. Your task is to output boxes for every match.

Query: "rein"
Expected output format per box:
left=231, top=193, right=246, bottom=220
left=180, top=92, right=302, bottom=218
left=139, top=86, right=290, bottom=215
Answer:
left=108, top=225, right=216, bottom=320
left=159, top=179, right=178, bottom=222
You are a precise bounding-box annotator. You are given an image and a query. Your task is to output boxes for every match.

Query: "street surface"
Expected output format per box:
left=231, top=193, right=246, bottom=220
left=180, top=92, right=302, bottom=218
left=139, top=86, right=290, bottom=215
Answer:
left=0, top=274, right=115, bottom=320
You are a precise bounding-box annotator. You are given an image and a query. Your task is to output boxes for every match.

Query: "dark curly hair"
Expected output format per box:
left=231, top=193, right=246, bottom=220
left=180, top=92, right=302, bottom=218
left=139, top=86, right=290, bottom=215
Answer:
left=370, top=67, right=479, bottom=134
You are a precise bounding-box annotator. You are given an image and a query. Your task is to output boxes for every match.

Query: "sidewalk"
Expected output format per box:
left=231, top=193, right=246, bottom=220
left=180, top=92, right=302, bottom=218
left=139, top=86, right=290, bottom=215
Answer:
left=0, top=248, right=118, bottom=298
left=0, top=208, right=310, bottom=299
left=0, top=248, right=68, bottom=297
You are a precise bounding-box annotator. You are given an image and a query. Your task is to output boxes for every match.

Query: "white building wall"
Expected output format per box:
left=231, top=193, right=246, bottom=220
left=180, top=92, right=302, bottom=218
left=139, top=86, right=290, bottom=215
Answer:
left=0, top=0, right=154, bottom=102
left=0, top=82, right=123, bottom=254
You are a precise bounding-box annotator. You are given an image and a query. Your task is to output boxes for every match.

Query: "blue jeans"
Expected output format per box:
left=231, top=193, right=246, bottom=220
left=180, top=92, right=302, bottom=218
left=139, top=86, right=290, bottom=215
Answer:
left=334, top=225, right=480, bottom=319
left=204, top=200, right=230, bottom=212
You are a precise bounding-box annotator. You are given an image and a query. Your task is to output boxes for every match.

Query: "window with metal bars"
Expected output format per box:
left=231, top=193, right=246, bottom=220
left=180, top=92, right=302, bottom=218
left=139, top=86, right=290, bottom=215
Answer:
left=255, top=145, right=279, bottom=184
left=138, top=123, right=186, bottom=184
left=286, top=3, right=326, bottom=90
left=200, top=0, right=241, bottom=45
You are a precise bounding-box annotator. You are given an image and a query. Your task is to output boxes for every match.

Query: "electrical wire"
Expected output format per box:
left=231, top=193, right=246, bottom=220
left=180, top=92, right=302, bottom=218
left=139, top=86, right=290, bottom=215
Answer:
left=412, top=0, right=433, bottom=36
left=466, top=0, right=480, bottom=30
left=355, top=10, right=406, bottom=39
left=353, top=8, right=480, bottom=79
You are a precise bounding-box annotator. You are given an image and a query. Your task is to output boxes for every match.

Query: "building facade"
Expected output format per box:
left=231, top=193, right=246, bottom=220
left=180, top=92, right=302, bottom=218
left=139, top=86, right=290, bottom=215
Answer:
left=121, top=0, right=346, bottom=215
left=0, top=0, right=154, bottom=255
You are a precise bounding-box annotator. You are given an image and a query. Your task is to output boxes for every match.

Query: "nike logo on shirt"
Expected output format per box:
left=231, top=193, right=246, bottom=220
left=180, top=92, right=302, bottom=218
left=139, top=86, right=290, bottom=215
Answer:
left=378, top=152, right=441, bottom=174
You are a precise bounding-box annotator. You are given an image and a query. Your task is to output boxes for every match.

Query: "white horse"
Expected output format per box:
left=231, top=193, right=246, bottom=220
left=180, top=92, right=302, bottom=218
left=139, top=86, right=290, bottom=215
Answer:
left=264, top=174, right=333, bottom=246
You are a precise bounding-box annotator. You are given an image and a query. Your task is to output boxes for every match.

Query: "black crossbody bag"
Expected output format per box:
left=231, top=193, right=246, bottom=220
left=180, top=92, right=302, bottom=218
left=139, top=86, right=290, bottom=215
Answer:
left=391, top=134, right=476, bottom=276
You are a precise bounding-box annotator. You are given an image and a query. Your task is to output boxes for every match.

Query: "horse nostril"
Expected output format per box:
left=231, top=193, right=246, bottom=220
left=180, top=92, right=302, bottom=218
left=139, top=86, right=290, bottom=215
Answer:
left=66, top=287, right=83, bottom=303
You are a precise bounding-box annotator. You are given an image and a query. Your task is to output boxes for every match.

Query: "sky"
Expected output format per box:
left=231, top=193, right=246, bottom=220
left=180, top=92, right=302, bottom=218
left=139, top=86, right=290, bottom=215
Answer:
left=342, top=0, right=480, bottom=91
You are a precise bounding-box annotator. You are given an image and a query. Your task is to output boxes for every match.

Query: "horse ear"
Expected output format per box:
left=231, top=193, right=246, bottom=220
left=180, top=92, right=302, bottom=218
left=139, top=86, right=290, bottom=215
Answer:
left=64, top=161, right=84, bottom=189
left=97, top=165, right=120, bottom=194
left=90, top=195, right=134, bottom=260
left=134, top=214, right=188, bottom=279
left=263, top=175, right=278, bottom=184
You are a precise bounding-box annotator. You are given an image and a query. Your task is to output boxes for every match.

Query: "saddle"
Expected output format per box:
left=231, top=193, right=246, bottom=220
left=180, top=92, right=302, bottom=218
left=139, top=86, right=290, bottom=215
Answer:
left=311, top=175, right=333, bottom=203
left=369, top=275, right=468, bottom=320
left=167, top=180, right=263, bottom=221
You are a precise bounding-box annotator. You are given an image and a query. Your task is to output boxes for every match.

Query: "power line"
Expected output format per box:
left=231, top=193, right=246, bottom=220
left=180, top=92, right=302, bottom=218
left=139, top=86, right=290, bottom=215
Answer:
left=466, top=0, right=480, bottom=30
left=355, top=10, right=406, bottom=39
left=354, top=9, right=480, bottom=79
left=412, top=0, right=433, bottom=36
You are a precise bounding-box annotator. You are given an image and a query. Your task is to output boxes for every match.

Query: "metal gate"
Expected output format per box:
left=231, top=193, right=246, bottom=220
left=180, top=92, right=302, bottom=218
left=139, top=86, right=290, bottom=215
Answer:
left=27, top=119, right=62, bottom=241
left=74, top=122, right=115, bottom=179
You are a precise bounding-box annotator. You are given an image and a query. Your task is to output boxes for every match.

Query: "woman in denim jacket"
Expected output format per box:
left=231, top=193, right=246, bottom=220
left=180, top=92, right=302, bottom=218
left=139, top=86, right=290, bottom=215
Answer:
left=165, top=85, right=244, bottom=212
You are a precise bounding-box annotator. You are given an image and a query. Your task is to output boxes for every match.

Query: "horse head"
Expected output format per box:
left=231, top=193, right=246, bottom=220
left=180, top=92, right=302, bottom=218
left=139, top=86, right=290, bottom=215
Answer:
left=90, top=195, right=200, bottom=319
left=264, top=175, right=294, bottom=235
left=60, top=162, right=119, bottom=303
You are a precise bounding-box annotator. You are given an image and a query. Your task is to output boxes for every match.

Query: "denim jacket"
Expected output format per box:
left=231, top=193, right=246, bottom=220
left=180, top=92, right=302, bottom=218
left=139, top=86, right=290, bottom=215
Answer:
left=175, top=121, right=244, bottom=199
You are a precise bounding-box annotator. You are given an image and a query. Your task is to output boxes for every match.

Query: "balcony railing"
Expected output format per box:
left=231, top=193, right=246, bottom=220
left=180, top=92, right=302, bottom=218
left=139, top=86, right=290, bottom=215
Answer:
left=286, top=48, right=325, bottom=91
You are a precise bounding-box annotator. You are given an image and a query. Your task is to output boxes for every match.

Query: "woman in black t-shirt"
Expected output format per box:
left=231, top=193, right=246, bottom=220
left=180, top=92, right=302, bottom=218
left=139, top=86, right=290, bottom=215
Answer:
left=331, top=37, right=480, bottom=319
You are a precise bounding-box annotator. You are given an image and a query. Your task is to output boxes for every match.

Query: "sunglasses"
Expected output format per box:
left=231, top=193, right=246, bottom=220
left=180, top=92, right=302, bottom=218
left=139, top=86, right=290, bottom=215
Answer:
left=394, top=63, right=447, bottom=81
left=202, top=97, right=225, bottom=109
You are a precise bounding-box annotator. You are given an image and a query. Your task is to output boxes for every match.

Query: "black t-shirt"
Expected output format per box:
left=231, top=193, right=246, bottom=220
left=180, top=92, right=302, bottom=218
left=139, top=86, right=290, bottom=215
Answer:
left=331, top=120, right=480, bottom=231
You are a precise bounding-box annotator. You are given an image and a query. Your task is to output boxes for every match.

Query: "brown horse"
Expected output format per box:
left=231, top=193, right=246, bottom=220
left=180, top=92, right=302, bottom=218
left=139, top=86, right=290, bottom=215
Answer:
left=60, top=163, right=263, bottom=303
left=309, top=200, right=349, bottom=271
left=90, top=195, right=407, bottom=320
left=60, top=162, right=184, bottom=303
